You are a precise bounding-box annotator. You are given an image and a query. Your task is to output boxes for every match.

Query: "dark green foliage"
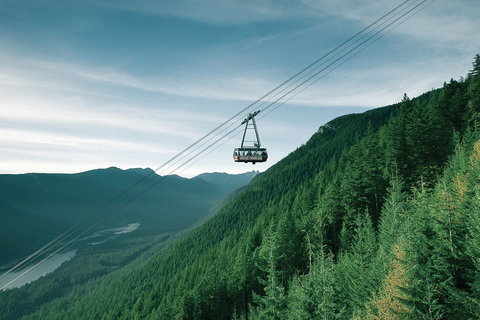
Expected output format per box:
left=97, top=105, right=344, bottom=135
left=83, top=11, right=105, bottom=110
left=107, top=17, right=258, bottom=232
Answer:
left=286, top=248, right=336, bottom=319
left=376, top=172, right=408, bottom=276
left=2, top=54, right=480, bottom=320
left=336, top=211, right=378, bottom=317
left=465, top=140, right=480, bottom=315
left=250, top=226, right=287, bottom=319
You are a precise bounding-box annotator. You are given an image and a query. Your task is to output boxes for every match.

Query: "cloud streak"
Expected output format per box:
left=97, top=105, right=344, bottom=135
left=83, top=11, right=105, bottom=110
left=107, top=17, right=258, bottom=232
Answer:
left=313, top=0, right=480, bottom=53
left=92, top=0, right=324, bottom=24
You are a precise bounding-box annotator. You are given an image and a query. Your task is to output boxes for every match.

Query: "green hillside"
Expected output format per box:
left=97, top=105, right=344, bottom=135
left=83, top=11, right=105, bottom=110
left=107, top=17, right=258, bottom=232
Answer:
left=1, top=54, right=479, bottom=320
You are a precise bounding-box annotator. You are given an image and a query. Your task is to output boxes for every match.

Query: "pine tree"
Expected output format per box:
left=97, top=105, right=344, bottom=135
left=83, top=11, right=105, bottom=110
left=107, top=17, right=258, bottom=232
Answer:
left=251, top=226, right=287, bottom=319
left=405, top=101, right=438, bottom=184
left=310, top=248, right=337, bottom=319
left=466, top=54, right=480, bottom=127
left=338, top=144, right=373, bottom=249
left=317, top=173, right=343, bottom=254
left=428, top=139, right=479, bottom=319
left=376, top=171, right=408, bottom=277
left=468, top=54, right=480, bottom=77
left=229, top=244, right=256, bottom=318
left=404, top=185, right=445, bottom=320
left=467, top=141, right=480, bottom=315
left=335, top=211, right=378, bottom=317
left=385, top=94, right=411, bottom=180
left=365, top=241, right=412, bottom=320
left=359, top=126, right=387, bottom=224
left=275, top=210, right=306, bottom=289
left=286, top=247, right=336, bottom=320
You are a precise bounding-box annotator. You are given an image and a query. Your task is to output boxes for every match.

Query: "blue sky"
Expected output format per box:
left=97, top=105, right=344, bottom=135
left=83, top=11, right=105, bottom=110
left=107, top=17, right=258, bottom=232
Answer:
left=1, top=0, right=479, bottom=177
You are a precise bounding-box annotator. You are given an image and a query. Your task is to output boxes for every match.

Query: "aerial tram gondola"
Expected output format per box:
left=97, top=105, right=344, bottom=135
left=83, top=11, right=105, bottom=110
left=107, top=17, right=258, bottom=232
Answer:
left=233, top=110, right=268, bottom=164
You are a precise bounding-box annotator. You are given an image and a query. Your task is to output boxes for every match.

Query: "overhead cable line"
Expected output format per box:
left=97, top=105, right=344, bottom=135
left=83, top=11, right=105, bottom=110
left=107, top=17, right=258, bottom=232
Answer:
left=156, top=0, right=422, bottom=176
left=0, top=0, right=433, bottom=291
left=0, top=0, right=421, bottom=290
left=258, top=0, right=430, bottom=118
left=248, top=0, right=414, bottom=112
left=259, top=0, right=435, bottom=120
left=0, top=0, right=423, bottom=290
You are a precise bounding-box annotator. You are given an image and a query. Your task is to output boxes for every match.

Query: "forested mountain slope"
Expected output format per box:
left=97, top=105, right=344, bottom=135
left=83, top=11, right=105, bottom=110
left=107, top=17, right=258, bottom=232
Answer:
left=1, top=54, right=479, bottom=320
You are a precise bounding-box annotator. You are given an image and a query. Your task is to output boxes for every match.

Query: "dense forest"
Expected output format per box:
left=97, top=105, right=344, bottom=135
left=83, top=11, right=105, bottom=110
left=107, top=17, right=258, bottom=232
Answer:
left=1, top=54, right=479, bottom=319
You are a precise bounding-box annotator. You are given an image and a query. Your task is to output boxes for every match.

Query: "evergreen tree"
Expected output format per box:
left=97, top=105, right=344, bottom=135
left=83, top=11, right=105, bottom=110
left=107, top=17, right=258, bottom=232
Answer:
left=335, top=211, right=377, bottom=317
left=385, top=94, right=411, bottom=180
left=229, top=244, right=256, bottom=318
left=359, top=126, right=387, bottom=224
left=365, top=241, right=412, bottom=320
left=468, top=53, right=480, bottom=77
left=338, top=142, right=377, bottom=248
left=465, top=139, right=480, bottom=315
left=466, top=54, right=480, bottom=127
left=251, top=226, right=287, bottom=319
left=405, top=100, right=445, bottom=184
left=317, top=169, right=343, bottom=254
left=428, top=141, right=477, bottom=319
left=404, top=184, right=445, bottom=320
left=286, top=247, right=336, bottom=320
left=376, top=171, right=408, bottom=277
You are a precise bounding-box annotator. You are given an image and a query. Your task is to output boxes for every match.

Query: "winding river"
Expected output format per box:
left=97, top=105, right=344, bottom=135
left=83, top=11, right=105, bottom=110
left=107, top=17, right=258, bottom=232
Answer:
left=0, top=223, right=140, bottom=290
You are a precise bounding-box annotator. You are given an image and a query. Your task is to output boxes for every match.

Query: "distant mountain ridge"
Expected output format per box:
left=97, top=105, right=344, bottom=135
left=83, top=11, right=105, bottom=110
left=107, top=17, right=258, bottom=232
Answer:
left=194, top=170, right=259, bottom=193
left=0, top=167, right=255, bottom=266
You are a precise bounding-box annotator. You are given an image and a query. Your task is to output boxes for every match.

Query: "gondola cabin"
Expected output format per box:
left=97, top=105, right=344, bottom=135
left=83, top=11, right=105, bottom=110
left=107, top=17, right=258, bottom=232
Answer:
left=233, top=110, right=268, bottom=164
left=233, top=147, right=268, bottom=163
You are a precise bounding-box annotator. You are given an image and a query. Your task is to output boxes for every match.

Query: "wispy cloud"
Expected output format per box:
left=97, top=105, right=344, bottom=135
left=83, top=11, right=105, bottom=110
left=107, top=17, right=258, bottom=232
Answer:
left=92, top=0, right=323, bottom=24
left=1, top=88, right=227, bottom=140
left=285, top=52, right=475, bottom=108
left=393, top=5, right=480, bottom=54
left=311, top=0, right=480, bottom=54
left=1, top=48, right=282, bottom=107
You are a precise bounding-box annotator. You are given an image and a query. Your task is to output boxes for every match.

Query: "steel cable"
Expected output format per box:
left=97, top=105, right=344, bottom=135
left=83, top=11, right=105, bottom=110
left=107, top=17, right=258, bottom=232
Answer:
left=0, top=0, right=433, bottom=291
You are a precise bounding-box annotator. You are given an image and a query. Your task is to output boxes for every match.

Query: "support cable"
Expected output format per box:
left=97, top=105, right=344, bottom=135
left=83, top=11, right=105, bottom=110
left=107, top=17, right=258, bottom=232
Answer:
left=0, top=0, right=433, bottom=291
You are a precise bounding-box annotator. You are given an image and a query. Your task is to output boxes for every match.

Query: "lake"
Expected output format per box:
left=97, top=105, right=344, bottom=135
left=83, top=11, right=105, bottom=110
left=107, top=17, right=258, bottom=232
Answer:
left=0, top=222, right=140, bottom=291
